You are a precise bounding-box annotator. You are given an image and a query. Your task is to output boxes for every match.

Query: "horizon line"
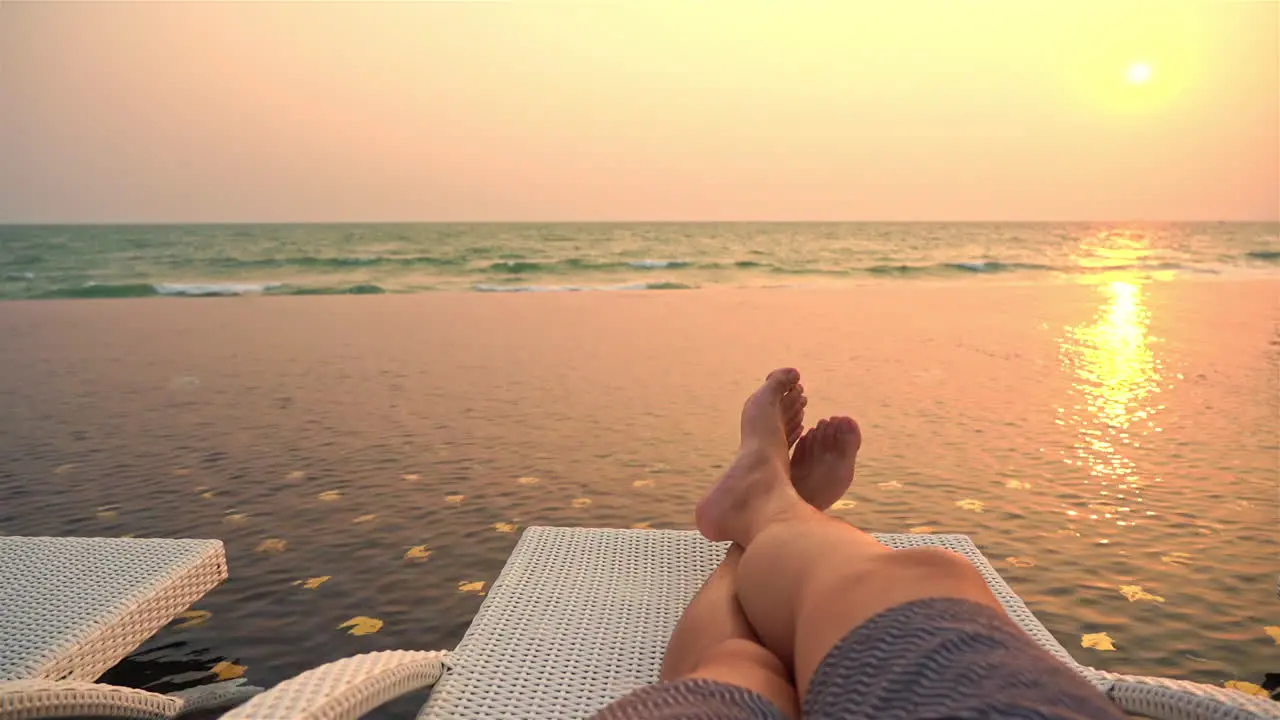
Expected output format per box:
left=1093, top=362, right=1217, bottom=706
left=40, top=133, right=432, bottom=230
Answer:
left=2, top=219, right=1277, bottom=227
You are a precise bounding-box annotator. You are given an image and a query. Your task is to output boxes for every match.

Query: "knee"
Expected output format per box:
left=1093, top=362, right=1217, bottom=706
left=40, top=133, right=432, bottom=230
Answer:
left=695, top=638, right=789, bottom=680
left=885, top=546, right=980, bottom=575
left=688, top=639, right=799, bottom=718
left=872, top=546, right=990, bottom=593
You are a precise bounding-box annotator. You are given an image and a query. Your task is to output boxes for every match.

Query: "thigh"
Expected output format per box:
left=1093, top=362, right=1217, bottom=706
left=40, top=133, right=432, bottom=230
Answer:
left=688, top=638, right=799, bottom=720
left=800, top=596, right=1126, bottom=720
left=594, top=638, right=798, bottom=720
left=791, top=546, right=1002, bottom=697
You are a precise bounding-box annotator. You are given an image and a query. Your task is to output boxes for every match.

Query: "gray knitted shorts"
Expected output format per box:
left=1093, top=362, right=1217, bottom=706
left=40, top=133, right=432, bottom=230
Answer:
left=592, top=597, right=1123, bottom=719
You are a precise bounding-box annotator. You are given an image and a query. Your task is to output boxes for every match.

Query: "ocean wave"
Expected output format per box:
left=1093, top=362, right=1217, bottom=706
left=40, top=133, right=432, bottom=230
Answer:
left=485, top=258, right=701, bottom=274
left=472, top=281, right=695, bottom=293
left=155, top=283, right=282, bottom=296
left=946, top=261, right=1054, bottom=273
left=628, top=259, right=691, bottom=269
left=214, top=255, right=462, bottom=270
left=768, top=266, right=853, bottom=276
left=39, top=283, right=160, bottom=299
left=276, top=284, right=387, bottom=295
left=860, top=261, right=1218, bottom=277
left=865, top=261, right=1053, bottom=276
left=32, top=282, right=386, bottom=299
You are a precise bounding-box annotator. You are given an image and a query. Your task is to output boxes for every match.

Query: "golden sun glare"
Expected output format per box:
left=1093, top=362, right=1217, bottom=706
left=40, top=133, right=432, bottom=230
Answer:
left=1126, top=62, right=1153, bottom=85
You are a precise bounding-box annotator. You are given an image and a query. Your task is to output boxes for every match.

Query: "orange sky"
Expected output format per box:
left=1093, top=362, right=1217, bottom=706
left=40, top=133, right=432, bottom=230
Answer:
left=0, top=1, right=1276, bottom=222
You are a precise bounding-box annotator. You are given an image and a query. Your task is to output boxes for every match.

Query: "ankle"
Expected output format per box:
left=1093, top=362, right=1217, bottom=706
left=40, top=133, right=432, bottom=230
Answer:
left=740, top=492, right=817, bottom=546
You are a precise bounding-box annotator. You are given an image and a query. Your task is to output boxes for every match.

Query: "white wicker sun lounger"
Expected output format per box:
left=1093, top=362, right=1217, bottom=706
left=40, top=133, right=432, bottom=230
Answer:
left=224, top=527, right=1280, bottom=720
left=0, top=536, right=260, bottom=720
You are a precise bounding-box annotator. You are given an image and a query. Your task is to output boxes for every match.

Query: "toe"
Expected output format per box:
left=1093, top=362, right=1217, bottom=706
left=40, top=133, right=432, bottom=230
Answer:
left=786, top=394, right=808, bottom=422
left=834, top=417, right=863, bottom=454
left=764, top=368, right=800, bottom=395
left=814, top=418, right=829, bottom=444
left=782, top=387, right=805, bottom=417
left=785, top=406, right=805, bottom=448
left=792, top=429, right=813, bottom=462
left=787, top=421, right=803, bottom=448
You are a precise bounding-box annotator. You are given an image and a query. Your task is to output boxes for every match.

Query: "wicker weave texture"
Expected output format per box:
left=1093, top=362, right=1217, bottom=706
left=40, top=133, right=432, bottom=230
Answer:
left=420, top=528, right=726, bottom=719
left=417, top=528, right=1280, bottom=720
left=0, top=537, right=227, bottom=682
left=0, top=679, right=180, bottom=720
left=418, top=528, right=1091, bottom=719
left=222, top=650, right=446, bottom=720
left=1106, top=674, right=1280, bottom=720
left=170, top=679, right=263, bottom=715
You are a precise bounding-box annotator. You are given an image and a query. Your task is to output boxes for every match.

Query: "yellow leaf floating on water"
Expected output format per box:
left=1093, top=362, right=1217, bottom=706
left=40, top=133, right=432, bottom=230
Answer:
left=53, top=463, right=79, bottom=475
left=459, top=581, right=486, bottom=595
left=1224, top=681, right=1269, bottom=698
left=223, top=513, right=248, bottom=525
left=445, top=495, right=465, bottom=505
left=908, top=526, right=935, bottom=534
left=955, top=499, right=985, bottom=513
left=1004, top=479, right=1032, bottom=490
left=493, top=522, right=518, bottom=533
left=571, top=498, right=592, bottom=508
left=352, top=514, right=377, bottom=524
left=831, top=499, right=858, bottom=510
left=1118, top=585, right=1165, bottom=603
left=294, top=576, right=331, bottom=590
left=516, top=477, right=541, bottom=485
left=631, top=521, right=653, bottom=530
left=286, top=471, right=306, bottom=480
left=877, top=480, right=903, bottom=490
left=1263, top=626, right=1280, bottom=645
left=1006, top=557, right=1037, bottom=568
left=317, top=490, right=342, bottom=502
left=1161, top=552, right=1192, bottom=567
left=174, top=610, right=212, bottom=629
left=200, top=491, right=217, bottom=499
left=338, top=616, right=383, bottom=636
left=404, top=545, right=432, bottom=561
left=210, top=661, right=246, bottom=681
left=632, top=479, right=655, bottom=488
left=1081, top=633, right=1116, bottom=651
left=173, top=468, right=193, bottom=477
left=255, top=538, right=287, bottom=554
left=96, top=506, right=118, bottom=520
left=401, top=473, right=420, bottom=481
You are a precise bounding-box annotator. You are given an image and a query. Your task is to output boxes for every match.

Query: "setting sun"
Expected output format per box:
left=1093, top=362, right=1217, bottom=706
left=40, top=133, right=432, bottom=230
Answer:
left=1127, top=62, right=1153, bottom=84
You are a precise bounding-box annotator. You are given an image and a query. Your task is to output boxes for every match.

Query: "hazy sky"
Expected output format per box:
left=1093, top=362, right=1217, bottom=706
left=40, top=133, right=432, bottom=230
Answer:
left=0, top=1, right=1276, bottom=223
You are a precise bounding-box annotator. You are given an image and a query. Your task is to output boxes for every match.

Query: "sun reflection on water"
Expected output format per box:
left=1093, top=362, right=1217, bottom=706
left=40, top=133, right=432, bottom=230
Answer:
left=1057, top=232, right=1167, bottom=531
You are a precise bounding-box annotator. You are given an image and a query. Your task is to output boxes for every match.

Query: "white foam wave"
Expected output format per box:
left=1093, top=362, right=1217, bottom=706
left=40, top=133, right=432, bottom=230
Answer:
left=472, top=282, right=691, bottom=293
left=627, top=259, right=688, bottom=269
left=154, top=282, right=282, bottom=296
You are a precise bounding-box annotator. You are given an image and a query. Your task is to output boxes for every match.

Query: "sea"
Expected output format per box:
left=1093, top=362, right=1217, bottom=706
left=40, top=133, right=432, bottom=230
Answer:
left=0, top=222, right=1277, bottom=716
left=1, top=222, right=1278, bottom=298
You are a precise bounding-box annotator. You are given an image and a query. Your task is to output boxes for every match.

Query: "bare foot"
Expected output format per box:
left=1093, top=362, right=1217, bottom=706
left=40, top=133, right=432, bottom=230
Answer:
left=790, top=417, right=861, bottom=511
left=782, top=384, right=808, bottom=449
left=696, top=369, right=814, bottom=544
